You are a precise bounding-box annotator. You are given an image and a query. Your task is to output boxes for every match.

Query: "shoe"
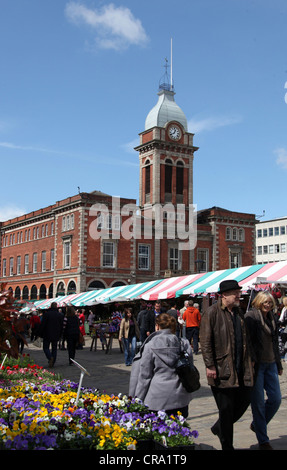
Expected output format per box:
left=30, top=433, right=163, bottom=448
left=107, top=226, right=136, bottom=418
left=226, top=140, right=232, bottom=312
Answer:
left=211, top=423, right=220, bottom=437
left=48, top=357, right=54, bottom=368
left=259, top=442, right=273, bottom=450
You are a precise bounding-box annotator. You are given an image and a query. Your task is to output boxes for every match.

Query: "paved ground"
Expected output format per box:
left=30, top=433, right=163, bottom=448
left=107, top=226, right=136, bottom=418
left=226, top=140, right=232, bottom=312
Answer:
left=24, top=335, right=287, bottom=451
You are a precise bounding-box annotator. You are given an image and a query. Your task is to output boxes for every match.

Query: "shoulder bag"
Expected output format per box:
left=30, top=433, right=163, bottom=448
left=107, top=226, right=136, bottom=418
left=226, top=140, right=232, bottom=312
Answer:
left=175, top=339, right=200, bottom=393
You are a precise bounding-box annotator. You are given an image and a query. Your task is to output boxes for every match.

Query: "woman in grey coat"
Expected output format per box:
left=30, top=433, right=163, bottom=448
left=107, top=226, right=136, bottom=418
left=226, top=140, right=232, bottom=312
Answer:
left=129, top=313, right=193, bottom=418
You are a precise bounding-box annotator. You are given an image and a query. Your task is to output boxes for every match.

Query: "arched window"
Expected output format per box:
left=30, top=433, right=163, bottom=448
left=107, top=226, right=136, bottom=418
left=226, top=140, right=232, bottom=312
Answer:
left=22, top=286, right=29, bottom=300
left=88, top=280, right=106, bottom=290
left=39, top=284, right=47, bottom=299
left=57, top=282, right=65, bottom=296
left=67, top=280, right=76, bottom=294
left=15, top=286, right=21, bottom=299
left=31, top=285, right=37, bottom=300
left=176, top=161, right=184, bottom=195
left=165, top=159, right=173, bottom=194
left=232, top=228, right=238, bottom=241
left=48, top=283, right=54, bottom=298
left=144, top=160, right=151, bottom=196
left=226, top=227, right=231, bottom=240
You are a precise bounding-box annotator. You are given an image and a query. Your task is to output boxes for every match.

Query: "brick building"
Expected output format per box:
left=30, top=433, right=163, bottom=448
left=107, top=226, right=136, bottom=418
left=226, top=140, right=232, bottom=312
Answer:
left=0, top=74, right=257, bottom=301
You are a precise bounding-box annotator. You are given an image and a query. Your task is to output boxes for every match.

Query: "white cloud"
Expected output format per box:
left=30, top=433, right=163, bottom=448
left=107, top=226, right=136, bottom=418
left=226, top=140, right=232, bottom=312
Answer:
left=275, top=147, right=287, bottom=169
left=188, top=114, right=242, bottom=134
left=65, top=2, right=149, bottom=50
left=0, top=204, right=26, bottom=221
left=121, top=138, right=139, bottom=154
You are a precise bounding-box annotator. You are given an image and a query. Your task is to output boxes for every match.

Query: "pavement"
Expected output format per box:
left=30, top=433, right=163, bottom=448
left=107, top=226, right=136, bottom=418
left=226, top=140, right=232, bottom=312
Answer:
left=23, top=335, right=287, bottom=452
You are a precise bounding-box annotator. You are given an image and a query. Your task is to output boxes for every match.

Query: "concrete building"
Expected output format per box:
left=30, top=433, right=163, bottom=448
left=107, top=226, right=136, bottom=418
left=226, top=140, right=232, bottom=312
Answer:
left=256, top=217, right=287, bottom=264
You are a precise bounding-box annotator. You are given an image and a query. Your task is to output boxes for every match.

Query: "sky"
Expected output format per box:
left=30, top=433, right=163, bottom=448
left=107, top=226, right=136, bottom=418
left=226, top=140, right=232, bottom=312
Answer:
left=0, top=0, right=287, bottom=223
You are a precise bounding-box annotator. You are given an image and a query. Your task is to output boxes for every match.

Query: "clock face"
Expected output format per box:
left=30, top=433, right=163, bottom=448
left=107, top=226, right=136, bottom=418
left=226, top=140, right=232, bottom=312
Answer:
left=169, top=125, right=180, bottom=140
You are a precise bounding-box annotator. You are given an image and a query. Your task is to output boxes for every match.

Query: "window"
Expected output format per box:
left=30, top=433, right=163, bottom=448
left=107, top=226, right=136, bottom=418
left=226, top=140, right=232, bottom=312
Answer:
left=275, top=244, right=280, bottom=253
left=230, top=251, right=241, bottom=269
left=274, top=227, right=279, bottom=236
left=33, top=253, right=37, bottom=273
left=263, top=229, right=268, bottom=237
left=176, top=161, right=184, bottom=195
left=226, top=227, right=231, bottom=240
left=281, top=244, right=286, bottom=253
left=42, top=251, right=46, bottom=272
left=63, top=240, right=71, bottom=268
left=169, top=247, right=181, bottom=271
left=281, top=226, right=286, bottom=235
left=257, top=229, right=262, bottom=238
left=269, top=245, right=274, bottom=254
left=62, top=217, right=66, bottom=231
left=103, top=242, right=114, bottom=267
left=232, top=228, right=238, bottom=241
left=145, top=161, right=151, bottom=197
left=51, top=249, right=54, bottom=270
left=257, top=246, right=262, bottom=255
left=196, top=249, right=208, bottom=272
left=138, top=244, right=150, bottom=270
left=2, top=259, right=6, bottom=277
left=165, top=159, right=172, bottom=194
left=24, top=255, right=29, bottom=274
left=263, top=245, right=268, bottom=254
left=269, top=227, right=273, bottom=236
left=9, top=257, right=14, bottom=276
left=17, top=256, right=21, bottom=275
left=238, top=228, right=245, bottom=242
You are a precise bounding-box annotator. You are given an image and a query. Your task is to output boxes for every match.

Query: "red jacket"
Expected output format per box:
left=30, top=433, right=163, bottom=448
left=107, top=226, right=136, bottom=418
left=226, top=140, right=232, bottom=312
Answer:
left=183, top=306, right=201, bottom=328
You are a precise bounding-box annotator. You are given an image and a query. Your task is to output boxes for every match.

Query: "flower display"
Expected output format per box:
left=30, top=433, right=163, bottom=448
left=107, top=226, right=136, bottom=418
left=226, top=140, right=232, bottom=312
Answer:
left=0, top=355, right=198, bottom=450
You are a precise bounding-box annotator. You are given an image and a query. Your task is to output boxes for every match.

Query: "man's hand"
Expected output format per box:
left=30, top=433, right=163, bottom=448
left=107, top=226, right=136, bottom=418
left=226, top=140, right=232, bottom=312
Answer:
left=206, top=366, right=217, bottom=379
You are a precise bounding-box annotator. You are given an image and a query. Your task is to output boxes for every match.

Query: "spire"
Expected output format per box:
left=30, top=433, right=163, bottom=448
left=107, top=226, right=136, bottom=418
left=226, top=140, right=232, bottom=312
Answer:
left=159, top=38, right=174, bottom=93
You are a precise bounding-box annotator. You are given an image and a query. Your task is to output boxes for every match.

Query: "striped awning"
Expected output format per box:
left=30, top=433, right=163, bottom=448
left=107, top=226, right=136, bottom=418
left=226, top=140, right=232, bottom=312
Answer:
left=19, top=261, right=287, bottom=312
left=141, top=273, right=206, bottom=301
left=70, top=289, right=105, bottom=307
left=88, top=280, right=162, bottom=304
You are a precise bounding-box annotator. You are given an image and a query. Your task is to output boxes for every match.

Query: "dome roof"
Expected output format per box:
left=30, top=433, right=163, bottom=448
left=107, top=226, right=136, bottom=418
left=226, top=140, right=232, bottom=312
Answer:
left=145, top=88, right=188, bottom=131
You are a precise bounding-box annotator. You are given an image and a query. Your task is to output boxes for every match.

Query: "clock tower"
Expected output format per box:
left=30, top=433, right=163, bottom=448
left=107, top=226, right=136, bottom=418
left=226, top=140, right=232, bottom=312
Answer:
left=135, top=65, right=198, bottom=213
left=135, top=63, right=199, bottom=275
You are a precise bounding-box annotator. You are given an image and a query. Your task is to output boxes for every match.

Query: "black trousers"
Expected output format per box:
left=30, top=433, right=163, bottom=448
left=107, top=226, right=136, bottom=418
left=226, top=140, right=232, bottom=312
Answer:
left=211, top=385, right=251, bottom=450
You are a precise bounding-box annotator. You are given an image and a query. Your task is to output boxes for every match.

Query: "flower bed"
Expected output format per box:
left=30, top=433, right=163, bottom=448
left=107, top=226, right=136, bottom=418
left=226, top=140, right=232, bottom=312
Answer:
left=0, top=355, right=198, bottom=450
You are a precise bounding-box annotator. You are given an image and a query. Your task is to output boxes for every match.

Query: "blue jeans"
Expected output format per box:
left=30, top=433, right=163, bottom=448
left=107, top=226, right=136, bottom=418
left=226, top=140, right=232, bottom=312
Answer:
left=123, top=336, right=137, bottom=365
left=251, top=362, right=281, bottom=444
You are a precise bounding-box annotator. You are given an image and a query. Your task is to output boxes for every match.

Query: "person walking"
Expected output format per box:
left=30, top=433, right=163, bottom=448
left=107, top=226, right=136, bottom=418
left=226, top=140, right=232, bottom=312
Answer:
left=245, top=291, right=283, bottom=450
left=179, top=300, right=188, bottom=338
left=200, top=280, right=254, bottom=450
left=183, top=300, right=201, bottom=354
left=137, top=302, right=155, bottom=343
left=166, top=302, right=180, bottom=337
left=62, top=305, right=81, bottom=365
left=38, top=302, right=63, bottom=367
left=129, top=313, right=193, bottom=418
left=119, top=307, right=140, bottom=366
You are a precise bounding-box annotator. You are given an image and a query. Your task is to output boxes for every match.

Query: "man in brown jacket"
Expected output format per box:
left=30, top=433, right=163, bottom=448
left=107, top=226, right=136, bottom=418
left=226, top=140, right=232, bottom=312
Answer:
left=200, top=280, right=254, bottom=450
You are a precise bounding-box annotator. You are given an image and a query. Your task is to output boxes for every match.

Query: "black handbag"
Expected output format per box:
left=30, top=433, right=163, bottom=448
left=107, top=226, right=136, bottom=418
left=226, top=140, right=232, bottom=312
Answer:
left=175, top=340, right=200, bottom=393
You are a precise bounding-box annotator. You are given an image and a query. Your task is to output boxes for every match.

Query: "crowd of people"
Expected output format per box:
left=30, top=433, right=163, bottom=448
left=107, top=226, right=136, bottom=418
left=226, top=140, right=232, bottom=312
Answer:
left=10, top=283, right=287, bottom=451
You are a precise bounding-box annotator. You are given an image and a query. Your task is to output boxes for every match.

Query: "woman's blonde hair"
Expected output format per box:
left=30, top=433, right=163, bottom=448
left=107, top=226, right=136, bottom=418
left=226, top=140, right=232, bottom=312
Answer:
left=252, top=291, right=276, bottom=310
left=282, top=296, right=287, bottom=307
left=155, top=313, right=176, bottom=334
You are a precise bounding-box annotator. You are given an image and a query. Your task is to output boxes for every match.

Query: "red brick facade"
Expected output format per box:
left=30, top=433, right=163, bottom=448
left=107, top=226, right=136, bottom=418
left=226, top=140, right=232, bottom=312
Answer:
left=0, top=94, right=256, bottom=301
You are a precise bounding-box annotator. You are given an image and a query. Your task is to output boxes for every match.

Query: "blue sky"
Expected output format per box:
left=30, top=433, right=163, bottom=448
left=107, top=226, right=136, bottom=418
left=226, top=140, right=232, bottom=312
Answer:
left=0, top=0, right=287, bottom=222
